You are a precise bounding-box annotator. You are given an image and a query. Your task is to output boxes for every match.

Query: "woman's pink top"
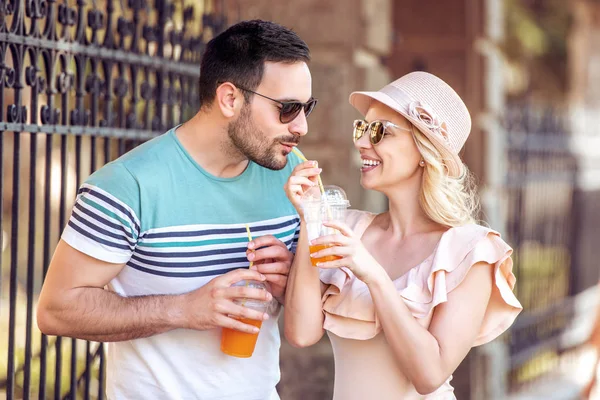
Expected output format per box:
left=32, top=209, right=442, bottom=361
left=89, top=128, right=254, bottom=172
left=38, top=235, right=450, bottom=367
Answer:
left=319, top=210, right=523, bottom=399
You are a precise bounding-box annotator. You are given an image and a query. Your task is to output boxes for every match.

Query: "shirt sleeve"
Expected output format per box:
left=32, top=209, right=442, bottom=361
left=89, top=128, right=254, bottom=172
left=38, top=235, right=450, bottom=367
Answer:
left=290, top=224, right=300, bottom=254
left=286, top=148, right=304, bottom=254
left=61, top=161, right=142, bottom=264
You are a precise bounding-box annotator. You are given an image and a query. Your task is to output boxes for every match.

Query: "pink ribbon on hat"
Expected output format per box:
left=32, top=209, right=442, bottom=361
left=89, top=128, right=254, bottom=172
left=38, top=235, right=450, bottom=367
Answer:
left=380, top=85, right=449, bottom=142
left=407, top=101, right=449, bottom=142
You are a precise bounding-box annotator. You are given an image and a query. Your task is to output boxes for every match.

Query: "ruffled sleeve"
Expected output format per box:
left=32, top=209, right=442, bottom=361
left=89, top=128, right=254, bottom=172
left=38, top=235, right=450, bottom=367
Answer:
left=320, top=223, right=523, bottom=345
left=319, top=210, right=377, bottom=339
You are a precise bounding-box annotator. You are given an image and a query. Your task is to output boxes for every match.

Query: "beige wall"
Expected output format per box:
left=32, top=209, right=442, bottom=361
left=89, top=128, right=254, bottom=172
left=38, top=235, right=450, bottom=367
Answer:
left=569, top=0, right=600, bottom=109
left=388, top=0, right=485, bottom=183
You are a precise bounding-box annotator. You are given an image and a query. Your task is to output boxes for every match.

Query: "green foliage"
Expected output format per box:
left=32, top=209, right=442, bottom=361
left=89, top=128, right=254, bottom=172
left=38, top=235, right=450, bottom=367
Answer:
left=505, top=0, right=570, bottom=60
left=504, top=0, right=572, bottom=99
left=512, top=242, right=570, bottom=312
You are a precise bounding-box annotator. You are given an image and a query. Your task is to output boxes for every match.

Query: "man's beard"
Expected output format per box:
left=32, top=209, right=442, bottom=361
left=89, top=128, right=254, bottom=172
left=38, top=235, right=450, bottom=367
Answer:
left=227, top=105, right=299, bottom=171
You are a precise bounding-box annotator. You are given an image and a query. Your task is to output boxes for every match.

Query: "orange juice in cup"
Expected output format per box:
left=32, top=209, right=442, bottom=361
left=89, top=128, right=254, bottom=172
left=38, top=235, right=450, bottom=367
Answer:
left=220, top=281, right=269, bottom=358
left=220, top=317, right=263, bottom=358
left=308, top=244, right=342, bottom=267
left=301, top=185, right=350, bottom=267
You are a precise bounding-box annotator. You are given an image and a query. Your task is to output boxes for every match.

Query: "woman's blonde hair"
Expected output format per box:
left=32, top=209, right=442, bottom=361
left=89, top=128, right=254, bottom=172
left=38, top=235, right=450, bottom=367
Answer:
left=411, top=126, right=480, bottom=227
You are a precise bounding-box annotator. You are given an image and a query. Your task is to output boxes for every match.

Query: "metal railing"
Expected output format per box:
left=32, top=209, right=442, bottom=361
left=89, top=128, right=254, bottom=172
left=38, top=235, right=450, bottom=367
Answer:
left=503, top=104, right=592, bottom=394
left=0, top=0, right=227, bottom=398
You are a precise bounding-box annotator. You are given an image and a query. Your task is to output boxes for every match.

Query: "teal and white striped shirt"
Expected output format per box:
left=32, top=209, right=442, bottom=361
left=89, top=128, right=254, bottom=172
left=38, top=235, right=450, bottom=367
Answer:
left=62, top=127, right=301, bottom=400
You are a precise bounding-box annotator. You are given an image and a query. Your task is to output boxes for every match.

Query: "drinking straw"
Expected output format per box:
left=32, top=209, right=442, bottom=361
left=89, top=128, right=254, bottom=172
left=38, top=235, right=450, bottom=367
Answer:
left=243, top=224, right=253, bottom=307
left=291, top=148, right=333, bottom=221
left=291, top=148, right=326, bottom=196
left=245, top=224, right=253, bottom=268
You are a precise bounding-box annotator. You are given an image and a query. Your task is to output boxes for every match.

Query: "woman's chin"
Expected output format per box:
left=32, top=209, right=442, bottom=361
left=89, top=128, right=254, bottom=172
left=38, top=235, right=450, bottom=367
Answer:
left=360, top=178, right=377, bottom=191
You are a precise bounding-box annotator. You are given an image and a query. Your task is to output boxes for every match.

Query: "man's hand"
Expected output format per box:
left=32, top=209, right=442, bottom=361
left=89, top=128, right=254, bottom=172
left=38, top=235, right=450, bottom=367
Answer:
left=247, top=235, right=294, bottom=305
left=182, top=269, right=272, bottom=334
left=37, top=241, right=273, bottom=341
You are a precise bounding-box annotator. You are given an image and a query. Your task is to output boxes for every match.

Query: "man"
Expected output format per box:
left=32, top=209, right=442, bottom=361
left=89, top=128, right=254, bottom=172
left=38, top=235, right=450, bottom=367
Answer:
left=37, top=20, right=317, bottom=400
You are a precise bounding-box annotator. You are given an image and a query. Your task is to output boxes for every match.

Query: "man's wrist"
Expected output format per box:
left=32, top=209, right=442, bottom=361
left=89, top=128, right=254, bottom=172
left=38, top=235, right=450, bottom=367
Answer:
left=164, top=294, right=188, bottom=330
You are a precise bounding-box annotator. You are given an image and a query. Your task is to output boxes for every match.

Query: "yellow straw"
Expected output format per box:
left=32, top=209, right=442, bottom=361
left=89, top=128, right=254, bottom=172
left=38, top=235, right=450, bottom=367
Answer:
left=291, top=147, right=306, bottom=161
left=292, top=148, right=326, bottom=195
left=243, top=224, right=254, bottom=307
left=245, top=224, right=253, bottom=268
left=291, top=148, right=332, bottom=221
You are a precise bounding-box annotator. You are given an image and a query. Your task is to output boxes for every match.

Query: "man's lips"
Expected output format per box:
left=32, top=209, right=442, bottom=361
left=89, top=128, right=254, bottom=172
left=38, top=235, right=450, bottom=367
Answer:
left=280, top=143, right=298, bottom=151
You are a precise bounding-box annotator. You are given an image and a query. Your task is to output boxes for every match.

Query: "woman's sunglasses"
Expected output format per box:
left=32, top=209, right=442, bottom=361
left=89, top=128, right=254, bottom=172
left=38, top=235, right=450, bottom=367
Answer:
left=237, top=86, right=318, bottom=124
left=353, top=119, right=412, bottom=145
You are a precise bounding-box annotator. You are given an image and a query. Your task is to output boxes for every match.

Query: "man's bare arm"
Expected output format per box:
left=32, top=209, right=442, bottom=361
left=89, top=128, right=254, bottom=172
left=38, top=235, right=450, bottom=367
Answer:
left=37, top=240, right=271, bottom=342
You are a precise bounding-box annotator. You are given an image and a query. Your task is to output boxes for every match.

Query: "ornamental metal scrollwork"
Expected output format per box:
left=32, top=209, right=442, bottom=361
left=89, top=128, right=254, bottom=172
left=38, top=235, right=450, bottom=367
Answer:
left=0, top=0, right=226, bottom=138
left=1, top=2, right=229, bottom=400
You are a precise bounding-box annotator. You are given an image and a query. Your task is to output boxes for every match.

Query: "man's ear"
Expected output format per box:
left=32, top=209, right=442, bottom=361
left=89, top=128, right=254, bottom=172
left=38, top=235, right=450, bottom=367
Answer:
left=215, top=82, right=244, bottom=119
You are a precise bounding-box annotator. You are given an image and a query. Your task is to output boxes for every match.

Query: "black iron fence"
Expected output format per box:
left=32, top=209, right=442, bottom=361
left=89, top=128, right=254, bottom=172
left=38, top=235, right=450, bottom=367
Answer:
left=0, top=0, right=227, bottom=398
left=503, top=104, right=594, bottom=393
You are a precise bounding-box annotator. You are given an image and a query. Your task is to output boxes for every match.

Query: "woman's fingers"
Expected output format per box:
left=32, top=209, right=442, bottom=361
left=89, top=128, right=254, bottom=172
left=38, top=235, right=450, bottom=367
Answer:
left=310, top=245, right=351, bottom=259
left=310, top=233, right=351, bottom=247
left=292, top=161, right=321, bottom=176
left=288, top=176, right=315, bottom=188
left=315, top=256, right=351, bottom=269
left=294, top=167, right=322, bottom=177
left=322, top=221, right=354, bottom=237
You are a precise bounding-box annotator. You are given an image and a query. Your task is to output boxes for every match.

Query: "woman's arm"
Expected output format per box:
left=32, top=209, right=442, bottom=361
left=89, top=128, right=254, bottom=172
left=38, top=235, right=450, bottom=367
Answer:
left=310, top=221, right=495, bottom=395
left=283, top=221, right=326, bottom=347
left=367, top=261, right=493, bottom=394
left=282, top=160, right=327, bottom=348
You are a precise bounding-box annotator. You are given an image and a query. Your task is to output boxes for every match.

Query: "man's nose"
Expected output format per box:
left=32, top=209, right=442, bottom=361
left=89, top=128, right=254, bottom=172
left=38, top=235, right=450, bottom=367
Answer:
left=288, top=109, right=309, bottom=137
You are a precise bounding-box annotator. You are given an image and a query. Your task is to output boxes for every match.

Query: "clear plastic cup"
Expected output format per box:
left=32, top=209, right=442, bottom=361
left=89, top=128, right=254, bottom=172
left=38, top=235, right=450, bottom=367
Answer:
left=301, top=185, right=350, bottom=267
left=220, top=280, right=269, bottom=358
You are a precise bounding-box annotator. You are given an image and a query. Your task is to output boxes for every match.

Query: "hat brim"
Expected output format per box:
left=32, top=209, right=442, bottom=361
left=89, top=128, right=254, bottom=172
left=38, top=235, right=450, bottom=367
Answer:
left=349, top=91, right=463, bottom=177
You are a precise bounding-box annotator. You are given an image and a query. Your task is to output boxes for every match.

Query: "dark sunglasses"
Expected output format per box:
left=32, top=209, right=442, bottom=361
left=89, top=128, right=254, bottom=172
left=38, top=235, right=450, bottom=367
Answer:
left=353, top=119, right=412, bottom=145
left=237, top=86, right=318, bottom=124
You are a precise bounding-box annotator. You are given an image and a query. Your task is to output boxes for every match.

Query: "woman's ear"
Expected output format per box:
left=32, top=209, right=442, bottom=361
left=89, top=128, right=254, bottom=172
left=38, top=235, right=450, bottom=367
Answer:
left=215, top=82, right=244, bottom=119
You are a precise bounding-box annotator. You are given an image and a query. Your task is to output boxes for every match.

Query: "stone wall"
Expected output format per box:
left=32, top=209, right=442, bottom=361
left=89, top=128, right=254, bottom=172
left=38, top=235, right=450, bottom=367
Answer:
left=387, top=0, right=485, bottom=183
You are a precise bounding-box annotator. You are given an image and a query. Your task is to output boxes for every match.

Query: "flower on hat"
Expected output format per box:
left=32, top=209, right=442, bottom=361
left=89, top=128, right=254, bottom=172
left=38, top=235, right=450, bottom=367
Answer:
left=408, top=100, right=449, bottom=141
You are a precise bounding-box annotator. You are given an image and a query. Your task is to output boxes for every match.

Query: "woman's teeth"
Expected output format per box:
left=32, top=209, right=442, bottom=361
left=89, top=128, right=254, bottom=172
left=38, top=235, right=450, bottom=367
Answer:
left=362, top=159, right=381, bottom=167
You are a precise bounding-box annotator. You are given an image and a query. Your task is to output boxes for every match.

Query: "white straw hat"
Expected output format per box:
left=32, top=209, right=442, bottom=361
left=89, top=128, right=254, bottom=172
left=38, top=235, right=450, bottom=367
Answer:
left=349, top=71, right=471, bottom=177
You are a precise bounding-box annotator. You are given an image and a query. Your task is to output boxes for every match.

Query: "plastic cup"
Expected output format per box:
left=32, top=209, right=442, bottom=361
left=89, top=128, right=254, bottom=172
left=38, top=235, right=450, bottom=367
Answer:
left=220, top=280, right=269, bottom=358
left=301, top=185, right=350, bottom=267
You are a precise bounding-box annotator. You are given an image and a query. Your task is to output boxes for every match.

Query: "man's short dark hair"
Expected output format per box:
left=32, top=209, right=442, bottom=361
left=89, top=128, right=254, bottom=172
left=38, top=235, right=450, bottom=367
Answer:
left=198, top=20, right=310, bottom=109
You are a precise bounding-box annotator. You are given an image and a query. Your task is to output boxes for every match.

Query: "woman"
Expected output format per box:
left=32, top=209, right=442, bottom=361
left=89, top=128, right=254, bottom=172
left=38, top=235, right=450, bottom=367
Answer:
left=283, top=72, right=523, bottom=399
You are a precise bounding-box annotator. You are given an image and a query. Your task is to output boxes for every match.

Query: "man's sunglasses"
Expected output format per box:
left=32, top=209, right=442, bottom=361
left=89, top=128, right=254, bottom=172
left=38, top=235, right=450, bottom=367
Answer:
left=353, top=119, right=412, bottom=145
left=237, top=86, right=318, bottom=124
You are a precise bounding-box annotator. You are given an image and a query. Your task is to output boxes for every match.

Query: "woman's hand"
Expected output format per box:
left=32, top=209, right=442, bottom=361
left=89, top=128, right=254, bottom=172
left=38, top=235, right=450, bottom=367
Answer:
left=309, top=220, right=385, bottom=284
left=284, top=161, right=322, bottom=219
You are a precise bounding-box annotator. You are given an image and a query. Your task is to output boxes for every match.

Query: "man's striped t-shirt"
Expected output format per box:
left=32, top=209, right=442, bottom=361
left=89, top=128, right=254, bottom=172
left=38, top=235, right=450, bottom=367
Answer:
left=61, top=127, right=301, bottom=400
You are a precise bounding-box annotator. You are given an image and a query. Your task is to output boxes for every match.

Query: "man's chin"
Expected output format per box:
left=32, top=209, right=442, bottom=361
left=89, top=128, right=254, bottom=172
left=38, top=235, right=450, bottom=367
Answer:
left=270, top=154, right=288, bottom=170
left=253, top=153, right=288, bottom=171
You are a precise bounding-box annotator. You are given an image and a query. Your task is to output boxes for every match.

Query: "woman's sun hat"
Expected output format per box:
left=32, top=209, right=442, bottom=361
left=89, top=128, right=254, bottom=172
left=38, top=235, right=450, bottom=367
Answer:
left=349, top=71, right=471, bottom=177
